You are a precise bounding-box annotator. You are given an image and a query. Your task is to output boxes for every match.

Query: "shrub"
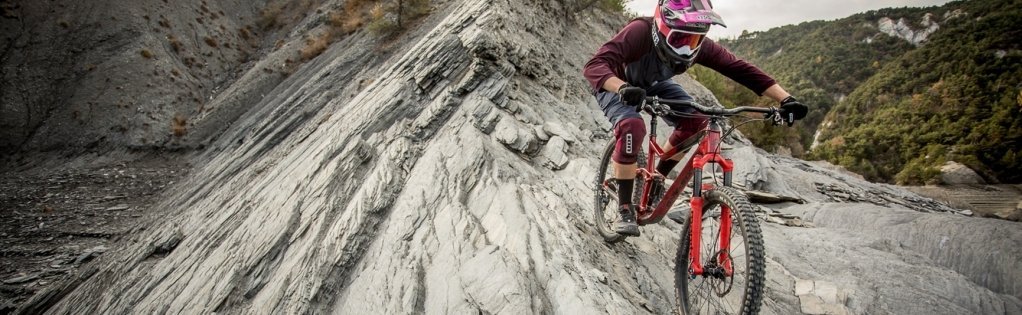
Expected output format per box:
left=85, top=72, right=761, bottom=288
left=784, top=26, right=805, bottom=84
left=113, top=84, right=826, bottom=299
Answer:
left=171, top=115, right=188, bottom=137
left=238, top=27, right=252, bottom=41
left=367, top=3, right=398, bottom=35
left=258, top=5, right=283, bottom=29
left=597, top=0, right=626, bottom=12
left=140, top=49, right=155, bottom=59
left=367, top=0, right=432, bottom=36
left=561, top=0, right=627, bottom=14
left=331, top=8, right=363, bottom=34
left=167, top=35, right=184, bottom=53
left=158, top=16, right=172, bottom=28
left=300, top=31, right=332, bottom=61
left=895, top=157, right=942, bottom=185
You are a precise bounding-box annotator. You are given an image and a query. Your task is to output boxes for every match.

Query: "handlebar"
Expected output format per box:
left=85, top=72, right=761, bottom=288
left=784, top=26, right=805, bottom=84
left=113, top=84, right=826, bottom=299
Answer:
left=640, top=96, right=776, bottom=117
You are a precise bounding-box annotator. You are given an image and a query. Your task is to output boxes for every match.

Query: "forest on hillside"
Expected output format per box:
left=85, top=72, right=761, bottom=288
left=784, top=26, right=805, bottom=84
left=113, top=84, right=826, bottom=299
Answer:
left=692, top=0, right=1022, bottom=184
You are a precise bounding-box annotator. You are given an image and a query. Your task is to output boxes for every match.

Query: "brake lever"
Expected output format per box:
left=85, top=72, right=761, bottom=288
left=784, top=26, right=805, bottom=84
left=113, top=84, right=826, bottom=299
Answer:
left=767, top=107, right=782, bottom=126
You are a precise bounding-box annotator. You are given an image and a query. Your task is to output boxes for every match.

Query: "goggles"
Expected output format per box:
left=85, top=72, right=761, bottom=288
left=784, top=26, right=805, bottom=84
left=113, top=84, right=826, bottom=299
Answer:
left=663, top=29, right=705, bottom=57
left=654, top=8, right=710, bottom=58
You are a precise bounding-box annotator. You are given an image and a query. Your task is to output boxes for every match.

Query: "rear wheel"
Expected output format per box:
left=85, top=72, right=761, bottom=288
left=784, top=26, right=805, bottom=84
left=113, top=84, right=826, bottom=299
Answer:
left=674, top=186, right=765, bottom=314
left=593, top=140, right=646, bottom=243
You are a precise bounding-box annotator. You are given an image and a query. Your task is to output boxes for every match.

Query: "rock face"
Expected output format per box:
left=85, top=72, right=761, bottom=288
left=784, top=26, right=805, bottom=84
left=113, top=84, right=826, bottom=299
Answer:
left=0, top=0, right=341, bottom=152
left=13, top=1, right=1022, bottom=314
left=877, top=13, right=940, bottom=46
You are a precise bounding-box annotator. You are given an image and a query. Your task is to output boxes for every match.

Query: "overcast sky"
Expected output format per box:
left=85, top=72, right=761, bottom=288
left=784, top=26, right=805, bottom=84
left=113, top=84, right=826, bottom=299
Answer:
left=626, top=0, right=954, bottom=39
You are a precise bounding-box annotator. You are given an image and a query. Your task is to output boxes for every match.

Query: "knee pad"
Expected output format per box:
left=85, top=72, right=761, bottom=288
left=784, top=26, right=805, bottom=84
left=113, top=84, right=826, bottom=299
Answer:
left=612, top=118, right=646, bottom=164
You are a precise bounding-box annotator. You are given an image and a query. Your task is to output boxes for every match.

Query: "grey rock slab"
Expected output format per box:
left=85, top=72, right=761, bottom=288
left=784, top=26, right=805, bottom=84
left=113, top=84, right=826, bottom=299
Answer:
left=746, top=190, right=804, bottom=204
left=542, top=122, right=578, bottom=144
left=541, top=136, right=569, bottom=170
left=3, top=273, right=40, bottom=285
left=20, top=1, right=1022, bottom=315
left=794, top=279, right=813, bottom=296
left=104, top=204, right=129, bottom=211
left=494, top=116, right=540, bottom=155
left=763, top=203, right=1022, bottom=314
left=793, top=203, right=1022, bottom=299
left=534, top=124, right=550, bottom=142
left=799, top=294, right=850, bottom=315
left=812, top=281, right=840, bottom=304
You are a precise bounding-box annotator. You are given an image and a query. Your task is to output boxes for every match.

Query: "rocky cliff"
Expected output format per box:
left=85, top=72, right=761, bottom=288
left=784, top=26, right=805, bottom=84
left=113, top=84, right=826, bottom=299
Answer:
left=1, top=0, right=335, bottom=152
left=9, top=0, right=1022, bottom=314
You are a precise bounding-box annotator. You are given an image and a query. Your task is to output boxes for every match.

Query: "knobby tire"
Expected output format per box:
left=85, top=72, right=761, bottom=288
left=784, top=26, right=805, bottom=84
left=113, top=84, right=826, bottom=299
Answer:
left=674, top=186, right=765, bottom=314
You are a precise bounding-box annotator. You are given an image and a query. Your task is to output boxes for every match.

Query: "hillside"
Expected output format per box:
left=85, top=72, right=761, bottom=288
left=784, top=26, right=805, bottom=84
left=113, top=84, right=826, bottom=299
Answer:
left=690, top=6, right=925, bottom=155
left=693, top=0, right=1021, bottom=184
left=0, top=0, right=401, bottom=153
left=2, top=0, right=1021, bottom=314
left=813, top=0, right=1022, bottom=184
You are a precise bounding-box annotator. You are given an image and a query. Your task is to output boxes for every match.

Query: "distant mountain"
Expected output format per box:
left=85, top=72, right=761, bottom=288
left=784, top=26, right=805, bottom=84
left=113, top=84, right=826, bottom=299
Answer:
left=692, top=0, right=1022, bottom=184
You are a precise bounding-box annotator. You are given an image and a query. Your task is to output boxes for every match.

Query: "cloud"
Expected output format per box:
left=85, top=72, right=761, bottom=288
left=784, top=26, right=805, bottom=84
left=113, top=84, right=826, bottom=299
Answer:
left=626, top=0, right=953, bottom=39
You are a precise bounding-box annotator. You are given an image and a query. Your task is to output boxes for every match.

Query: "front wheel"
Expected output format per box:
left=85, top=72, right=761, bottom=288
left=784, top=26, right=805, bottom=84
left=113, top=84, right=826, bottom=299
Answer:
left=593, top=140, right=646, bottom=243
left=674, top=186, right=765, bottom=314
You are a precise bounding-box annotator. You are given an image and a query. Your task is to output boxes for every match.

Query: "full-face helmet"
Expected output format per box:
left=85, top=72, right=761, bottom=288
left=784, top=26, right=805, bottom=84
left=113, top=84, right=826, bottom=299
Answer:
left=653, top=0, right=727, bottom=69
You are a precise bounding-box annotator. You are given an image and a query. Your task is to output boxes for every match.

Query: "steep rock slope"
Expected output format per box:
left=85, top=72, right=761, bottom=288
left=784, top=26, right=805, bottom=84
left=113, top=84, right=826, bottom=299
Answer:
left=17, top=1, right=1022, bottom=314
left=0, top=0, right=334, bottom=152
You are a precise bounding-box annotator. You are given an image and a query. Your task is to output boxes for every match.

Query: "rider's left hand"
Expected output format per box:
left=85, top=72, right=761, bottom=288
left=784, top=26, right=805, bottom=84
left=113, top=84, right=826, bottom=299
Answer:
left=779, top=96, right=808, bottom=126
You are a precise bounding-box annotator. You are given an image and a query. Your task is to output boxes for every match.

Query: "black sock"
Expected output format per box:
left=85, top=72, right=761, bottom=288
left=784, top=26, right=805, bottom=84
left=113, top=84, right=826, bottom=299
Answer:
left=656, top=159, right=680, bottom=176
left=617, top=178, right=634, bottom=208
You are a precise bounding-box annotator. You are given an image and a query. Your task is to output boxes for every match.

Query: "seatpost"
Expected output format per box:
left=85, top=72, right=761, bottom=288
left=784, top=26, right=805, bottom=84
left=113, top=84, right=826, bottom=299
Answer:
left=647, top=100, right=660, bottom=179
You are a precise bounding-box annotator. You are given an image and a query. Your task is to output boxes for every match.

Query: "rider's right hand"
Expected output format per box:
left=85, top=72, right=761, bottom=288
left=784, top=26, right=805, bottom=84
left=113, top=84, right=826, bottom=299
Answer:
left=618, top=83, right=646, bottom=109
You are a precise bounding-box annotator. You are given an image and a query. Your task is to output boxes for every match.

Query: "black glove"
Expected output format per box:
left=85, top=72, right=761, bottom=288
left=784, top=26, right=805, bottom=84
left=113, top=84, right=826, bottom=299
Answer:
left=778, top=96, right=808, bottom=126
left=618, top=83, right=646, bottom=109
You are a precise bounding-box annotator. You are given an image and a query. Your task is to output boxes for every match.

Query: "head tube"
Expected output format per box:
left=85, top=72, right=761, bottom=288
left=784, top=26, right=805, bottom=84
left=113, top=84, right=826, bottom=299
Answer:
left=699, top=120, right=723, bottom=154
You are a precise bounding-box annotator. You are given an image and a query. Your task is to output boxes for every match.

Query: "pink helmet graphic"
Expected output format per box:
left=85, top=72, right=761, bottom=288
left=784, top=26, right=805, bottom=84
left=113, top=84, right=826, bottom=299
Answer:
left=653, top=0, right=726, bottom=70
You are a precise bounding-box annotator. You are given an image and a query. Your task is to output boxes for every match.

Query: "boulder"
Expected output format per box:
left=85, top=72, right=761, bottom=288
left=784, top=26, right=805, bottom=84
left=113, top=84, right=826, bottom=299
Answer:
left=540, top=136, right=569, bottom=170
left=940, top=161, right=985, bottom=185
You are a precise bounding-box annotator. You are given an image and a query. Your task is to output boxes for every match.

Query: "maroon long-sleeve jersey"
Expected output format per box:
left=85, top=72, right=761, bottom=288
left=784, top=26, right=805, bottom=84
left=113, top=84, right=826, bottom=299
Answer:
left=583, top=18, right=776, bottom=95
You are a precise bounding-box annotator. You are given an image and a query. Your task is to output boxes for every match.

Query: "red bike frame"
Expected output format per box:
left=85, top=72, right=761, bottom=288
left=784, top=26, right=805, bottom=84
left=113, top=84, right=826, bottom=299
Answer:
left=635, top=117, right=734, bottom=277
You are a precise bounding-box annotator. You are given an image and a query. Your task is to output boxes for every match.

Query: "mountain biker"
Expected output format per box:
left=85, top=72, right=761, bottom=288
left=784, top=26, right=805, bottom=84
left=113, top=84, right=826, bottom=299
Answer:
left=583, top=0, right=809, bottom=236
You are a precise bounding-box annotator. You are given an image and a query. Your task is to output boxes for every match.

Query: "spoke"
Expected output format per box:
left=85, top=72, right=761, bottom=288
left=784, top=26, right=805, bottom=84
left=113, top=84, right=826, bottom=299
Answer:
left=696, top=285, right=717, bottom=310
left=708, top=289, right=732, bottom=314
left=693, top=277, right=710, bottom=295
left=722, top=295, right=737, bottom=314
left=731, top=238, right=745, bottom=250
left=710, top=221, right=721, bottom=258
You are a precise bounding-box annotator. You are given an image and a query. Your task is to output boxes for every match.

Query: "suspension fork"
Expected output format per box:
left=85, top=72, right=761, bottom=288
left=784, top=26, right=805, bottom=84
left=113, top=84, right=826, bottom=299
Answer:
left=687, top=119, right=736, bottom=276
